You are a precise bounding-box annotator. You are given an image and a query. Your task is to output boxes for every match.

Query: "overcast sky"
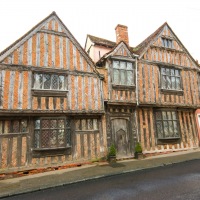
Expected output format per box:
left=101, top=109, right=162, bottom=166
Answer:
left=1, top=0, right=200, bottom=61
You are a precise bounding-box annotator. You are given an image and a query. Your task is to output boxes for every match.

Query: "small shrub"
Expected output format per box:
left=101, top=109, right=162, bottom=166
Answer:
left=135, top=142, right=142, bottom=153
left=108, top=144, right=116, bottom=157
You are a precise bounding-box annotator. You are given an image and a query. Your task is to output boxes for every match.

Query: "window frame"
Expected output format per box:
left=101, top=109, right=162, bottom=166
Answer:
left=32, top=72, right=68, bottom=97
left=160, top=66, right=183, bottom=94
left=161, top=37, right=173, bottom=49
left=33, top=117, right=71, bottom=151
left=154, top=109, right=181, bottom=143
left=111, top=59, right=135, bottom=88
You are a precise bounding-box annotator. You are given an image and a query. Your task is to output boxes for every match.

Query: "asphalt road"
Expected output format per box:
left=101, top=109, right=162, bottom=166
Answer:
left=2, top=159, right=200, bottom=200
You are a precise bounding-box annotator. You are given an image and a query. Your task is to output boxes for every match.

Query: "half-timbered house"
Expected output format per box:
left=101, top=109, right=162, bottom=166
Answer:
left=85, top=23, right=200, bottom=157
left=0, top=12, right=106, bottom=170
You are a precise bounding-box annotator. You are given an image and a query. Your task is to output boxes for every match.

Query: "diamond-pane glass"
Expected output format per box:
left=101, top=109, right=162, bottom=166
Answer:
left=161, top=68, right=166, bottom=74
left=113, top=61, right=119, bottom=69
left=43, top=74, right=51, bottom=89
left=66, top=129, right=71, bottom=146
left=172, top=112, right=177, bottom=120
left=34, top=131, right=40, bottom=148
left=59, top=76, right=65, bottom=90
left=35, top=120, right=40, bottom=129
left=34, top=74, right=43, bottom=89
left=66, top=119, right=70, bottom=127
left=127, top=62, right=132, bottom=70
left=176, top=78, right=181, bottom=90
left=52, top=75, right=58, bottom=89
left=113, top=69, right=119, bottom=84
left=42, top=120, right=49, bottom=129
left=34, top=118, right=71, bottom=149
left=88, top=119, right=93, bottom=130
left=167, top=112, right=172, bottom=120
left=156, top=121, right=163, bottom=138
left=171, top=77, right=176, bottom=89
left=156, top=112, right=162, bottom=120
left=168, top=121, right=174, bottom=136
left=120, top=62, right=126, bottom=69
left=163, top=121, right=169, bottom=137
left=13, top=121, right=20, bottom=133
left=41, top=130, right=50, bottom=148
left=161, top=68, right=181, bottom=90
left=156, top=111, right=180, bottom=139
left=162, top=75, right=166, bottom=89
left=121, top=70, right=126, bottom=85
left=58, top=130, right=65, bottom=147
left=127, top=71, right=133, bottom=85
left=50, top=120, right=57, bottom=128
left=58, top=120, right=64, bottom=128
left=166, top=76, right=171, bottom=89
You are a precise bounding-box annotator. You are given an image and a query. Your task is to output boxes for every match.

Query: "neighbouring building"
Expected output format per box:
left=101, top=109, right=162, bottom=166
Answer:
left=85, top=23, right=200, bottom=157
left=0, top=12, right=107, bottom=170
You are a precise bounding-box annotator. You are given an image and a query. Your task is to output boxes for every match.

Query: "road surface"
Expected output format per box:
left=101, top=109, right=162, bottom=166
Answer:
left=2, top=159, right=200, bottom=200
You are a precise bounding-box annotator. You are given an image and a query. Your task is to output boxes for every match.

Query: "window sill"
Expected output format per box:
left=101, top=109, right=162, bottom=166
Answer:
left=157, top=137, right=181, bottom=145
left=112, top=84, right=136, bottom=90
left=32, top=146, right=71, bottom=157
left=76, top=130, right=99, bottom=134
left=160, top=89, right=183, bottom=95
left=32, top=89, right=68, bottom=97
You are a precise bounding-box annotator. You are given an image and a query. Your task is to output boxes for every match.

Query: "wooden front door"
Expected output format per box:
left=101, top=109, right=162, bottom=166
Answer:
left=111, top=118, right=130, bottom=157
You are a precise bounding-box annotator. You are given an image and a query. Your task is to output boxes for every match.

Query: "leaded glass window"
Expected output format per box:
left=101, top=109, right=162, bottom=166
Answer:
left=33, top=73, right=66, bottom=90
left=161, top=67, right=182, bottom=90
left=155, top=110, right=180, bottom=139
left=112, top=60, right=135, bottom=86
left=34, top=118, right=71, bottom=149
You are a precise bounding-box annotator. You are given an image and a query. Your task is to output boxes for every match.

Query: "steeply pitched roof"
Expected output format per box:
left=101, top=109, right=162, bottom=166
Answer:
left=87, top=34, right=116, bottom=48
left=133, top=22, right=167, bottom=56
left=86, top=23, right=167, bottom=57
left=0, top=12, right=55, bottom=57
left=96, top=41, right=138, bottom=66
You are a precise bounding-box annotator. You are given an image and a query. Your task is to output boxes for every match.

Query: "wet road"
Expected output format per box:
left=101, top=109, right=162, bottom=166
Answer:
left=2, top=159, right=200, bottom=200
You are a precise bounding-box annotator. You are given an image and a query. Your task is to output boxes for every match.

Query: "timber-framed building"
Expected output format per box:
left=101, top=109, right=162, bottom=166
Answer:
left=0, top=12, right=106, bottom=170
left=0, top=12, right=199, bottom=171
left=85, top=23, right=200, bottom=157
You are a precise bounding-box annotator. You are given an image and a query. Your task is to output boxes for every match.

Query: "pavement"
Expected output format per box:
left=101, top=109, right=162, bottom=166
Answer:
left=0, top=149, right=200, bottom=198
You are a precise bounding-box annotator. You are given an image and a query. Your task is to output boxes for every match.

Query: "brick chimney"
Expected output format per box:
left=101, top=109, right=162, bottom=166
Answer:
left=115, top=24, right=129, bottom=45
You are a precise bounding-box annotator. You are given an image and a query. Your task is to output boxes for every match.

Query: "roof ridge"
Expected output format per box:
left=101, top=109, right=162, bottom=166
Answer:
left=134, top=22, right=167, bottom=55
left=87, top=34, right=115, bottom=43
left=0, top=12, right=56, bottom=57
